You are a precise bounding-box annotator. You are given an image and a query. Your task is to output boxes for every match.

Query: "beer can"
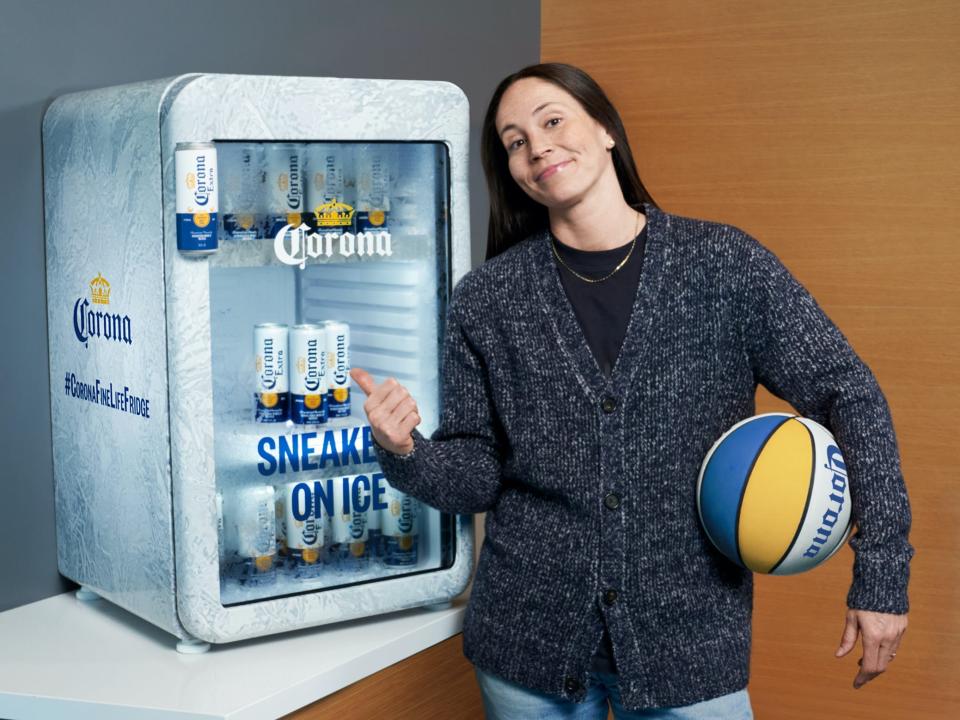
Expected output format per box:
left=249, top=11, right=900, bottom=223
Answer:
left=290, top=324, right=328, bottom=425
left=175, top=142, right=219, bottom=255
left=280, top=480, right=325, bottom=573
left=330, top=474, right=369, bottom=572
left=305, top=144, right=355, bottom=233
left=356, top=143, right=396, bottom=235
left=324, top=321, right=351, bottom=418
left=264, top=143, right=305, bottom=239
left=382, top=480, right=420, bottom=567
left=226, top=485, right=277, bottom=585
left=220, top=143, right=263, bottom=241
left=254, top=323, right=289, bottom=423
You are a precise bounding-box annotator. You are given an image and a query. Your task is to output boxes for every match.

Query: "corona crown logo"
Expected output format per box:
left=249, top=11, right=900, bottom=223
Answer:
left=90, top=273, right=111, bottom=305
left=73, top=273, right=132, bottom=348
left=313, top=200, right=355, bottom=228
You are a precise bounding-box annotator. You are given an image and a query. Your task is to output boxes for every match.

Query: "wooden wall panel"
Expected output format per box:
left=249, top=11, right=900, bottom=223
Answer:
left=544, top=1, right=957, bottom=717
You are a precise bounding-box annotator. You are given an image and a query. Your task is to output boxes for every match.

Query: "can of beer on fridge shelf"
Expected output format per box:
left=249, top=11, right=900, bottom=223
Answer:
left=174, top=141, right=219, bottom=255
left=382, top=481, right=420, bottom=566
left=264, top=143, right=305, bottom=239
left=324, top=320, right=351, bottom=418
left=290, top=323, right=328, bottom=425
left=280, top=480, right=325, bottom=577
left=254, top=323, right=289, bottom=423
left=227, top=484, right=277, bottom=585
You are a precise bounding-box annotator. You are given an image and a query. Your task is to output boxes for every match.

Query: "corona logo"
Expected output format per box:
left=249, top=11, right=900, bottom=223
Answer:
left=303, top=339, right=322, bottom=392
left=286, top=155, right=301, bottom=210
left=313, top=200, right=355, bottom=228
left=349, top=511, right=365, bottom=540
left=73, top=274, right=132, bottom=348
left=191, top=153, right=213, bottom=206
left=332, top=332, right=348, bottom=385
left=90, top=273, right=111, bottom=305
left=274, top=223, right=393, bottom=269
left=302, top=515, right=318, bottom=545
left=260, top=337, right=281, bottom=390
left=803, top=445, right=848, bottom=558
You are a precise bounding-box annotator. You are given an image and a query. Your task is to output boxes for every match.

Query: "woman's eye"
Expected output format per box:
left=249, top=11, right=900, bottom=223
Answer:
left=547, top=117, right=562, bottom=127
left=508, top=138, right=525, bottom=151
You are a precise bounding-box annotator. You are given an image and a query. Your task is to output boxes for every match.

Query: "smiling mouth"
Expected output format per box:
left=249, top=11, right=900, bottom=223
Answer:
left=536, top=161, right=571, bottom=182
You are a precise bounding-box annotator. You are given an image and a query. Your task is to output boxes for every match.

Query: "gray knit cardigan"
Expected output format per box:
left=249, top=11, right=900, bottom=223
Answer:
left=373, top=202, right=914, bottom=710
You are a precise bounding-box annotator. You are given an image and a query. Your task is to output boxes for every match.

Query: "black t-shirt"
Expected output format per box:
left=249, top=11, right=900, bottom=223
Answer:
left=552, top=223, right=647, bottom=378
left=551, top=221, right=647, bottom=674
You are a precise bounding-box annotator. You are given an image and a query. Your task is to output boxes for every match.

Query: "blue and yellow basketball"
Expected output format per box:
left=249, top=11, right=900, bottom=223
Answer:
left=697, top=413, right=853, bottom=575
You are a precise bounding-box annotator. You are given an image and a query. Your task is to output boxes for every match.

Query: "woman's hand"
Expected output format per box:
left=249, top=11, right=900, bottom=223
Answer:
left=350, top=367, right=421, bottom=456
left=835, top=608, right=908, bottom=689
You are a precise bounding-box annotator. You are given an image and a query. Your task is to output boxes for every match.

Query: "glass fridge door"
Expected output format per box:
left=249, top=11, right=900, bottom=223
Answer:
left=206, top=140, right=454, bottom=605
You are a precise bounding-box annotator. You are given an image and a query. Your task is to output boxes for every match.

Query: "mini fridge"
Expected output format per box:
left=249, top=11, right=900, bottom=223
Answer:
left=42, top=73, right=473, bottom=651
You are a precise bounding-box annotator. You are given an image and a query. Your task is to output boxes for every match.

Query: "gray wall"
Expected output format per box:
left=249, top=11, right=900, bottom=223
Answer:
left=0, top=0, right=539, bottom=612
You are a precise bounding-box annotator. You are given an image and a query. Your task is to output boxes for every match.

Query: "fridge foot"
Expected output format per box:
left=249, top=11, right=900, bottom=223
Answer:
left=75, top=586, right=100, bottom=602
left=177, top=637, right=211, bottom=654
left=426, top=601, right=452, bottom=611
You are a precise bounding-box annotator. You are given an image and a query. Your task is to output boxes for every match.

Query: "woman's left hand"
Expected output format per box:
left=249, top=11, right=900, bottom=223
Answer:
left=835, top=608, right=908, bottom=689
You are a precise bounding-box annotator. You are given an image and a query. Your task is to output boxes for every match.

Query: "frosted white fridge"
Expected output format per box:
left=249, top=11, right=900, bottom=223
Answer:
left=42, top=73, right=473, bottom=651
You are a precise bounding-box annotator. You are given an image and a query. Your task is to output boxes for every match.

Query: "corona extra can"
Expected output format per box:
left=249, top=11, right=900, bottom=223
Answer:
left=305, top=144, right=355, bottom=233
left=325, top=320, right=351, bottom=418
left=331, top=474, right=369, bottom=573
left=290, top=324, right=328, bottom=425
left=356, top=144, right=395, bottom=235
left=280, top=480, right=325, bottom=577
left=221, top=143, right=263, bottom=241
left=382, top=481, right=419, bottom=566
left=264, top=143, right=305, bottom=238
left=226, top=485, right=277, bottom=585
left=175, top=142, right=219, bottom=255
left=254, top=323, right=289, bottom=423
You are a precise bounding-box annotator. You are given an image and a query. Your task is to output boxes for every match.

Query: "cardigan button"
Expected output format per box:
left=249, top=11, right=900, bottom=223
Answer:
left=601, top=396, right=617, bottom=413
left=603, top=589, right=618, bottom=606
left=565, top=676, right=581, bottom=693
left=604, top=493, right=621, bottom=510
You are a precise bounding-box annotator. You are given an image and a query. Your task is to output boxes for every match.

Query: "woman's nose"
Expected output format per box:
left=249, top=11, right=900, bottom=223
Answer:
left=528, top=135, right=552, bottom=161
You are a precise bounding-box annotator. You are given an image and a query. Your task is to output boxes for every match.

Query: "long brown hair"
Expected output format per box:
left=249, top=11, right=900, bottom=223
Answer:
left=480, top=63, right=658, bottom=260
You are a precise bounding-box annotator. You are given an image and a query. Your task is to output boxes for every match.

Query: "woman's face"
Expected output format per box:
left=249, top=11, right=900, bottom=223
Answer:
left=495, top=77, right=615, bottom=210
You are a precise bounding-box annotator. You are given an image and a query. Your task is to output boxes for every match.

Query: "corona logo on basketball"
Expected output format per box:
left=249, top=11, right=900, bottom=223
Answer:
left=72, top=273, right=133, bottom=348
left=803, top=445, right=848, bottom=558
left=696, top=412, right=853, bottom=575
left=273, top=223, right=393, bottom=269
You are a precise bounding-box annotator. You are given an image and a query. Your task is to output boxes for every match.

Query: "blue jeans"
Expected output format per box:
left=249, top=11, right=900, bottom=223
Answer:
left=475, top=667, right=754, bottom=720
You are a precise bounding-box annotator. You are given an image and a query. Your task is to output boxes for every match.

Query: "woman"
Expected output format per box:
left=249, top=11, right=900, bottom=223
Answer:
left=350, top=63, right=913, bottom=719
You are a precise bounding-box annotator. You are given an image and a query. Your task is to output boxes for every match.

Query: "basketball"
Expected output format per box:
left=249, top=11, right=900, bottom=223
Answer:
left=697, top=413, right=853, bottom=575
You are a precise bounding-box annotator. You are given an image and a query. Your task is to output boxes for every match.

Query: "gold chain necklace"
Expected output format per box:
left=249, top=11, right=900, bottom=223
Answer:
left=551, top=211, right=641, bottom=284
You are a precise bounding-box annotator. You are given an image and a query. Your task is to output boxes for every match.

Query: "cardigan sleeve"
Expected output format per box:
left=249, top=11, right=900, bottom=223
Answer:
left=370, top=288, right=506, bottom=515
left=740, top=232, right=914, bottom=614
